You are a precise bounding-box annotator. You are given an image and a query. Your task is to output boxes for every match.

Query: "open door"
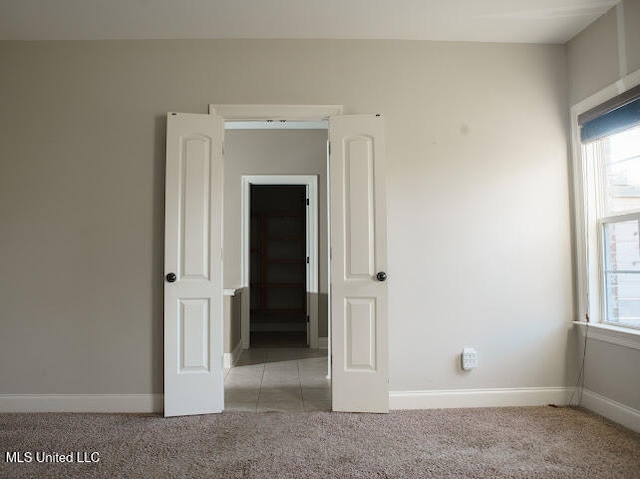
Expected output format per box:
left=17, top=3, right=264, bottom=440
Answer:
left=164, top=113, right=225, bottom=417
left=329, top=114, right=389, bottom=413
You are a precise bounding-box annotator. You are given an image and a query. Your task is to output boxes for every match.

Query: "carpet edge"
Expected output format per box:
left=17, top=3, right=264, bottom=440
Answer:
left=0, top=394, right=163, bottom=413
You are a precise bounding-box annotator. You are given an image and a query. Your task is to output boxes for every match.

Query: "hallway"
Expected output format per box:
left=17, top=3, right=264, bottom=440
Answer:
left=224, top=348, right=330, bottom=412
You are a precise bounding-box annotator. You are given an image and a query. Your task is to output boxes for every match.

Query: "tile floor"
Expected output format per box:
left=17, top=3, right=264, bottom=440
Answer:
left=224, top=348, right=331, bottom=412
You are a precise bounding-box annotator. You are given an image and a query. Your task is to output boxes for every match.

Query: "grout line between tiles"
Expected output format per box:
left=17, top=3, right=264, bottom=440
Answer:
left=228, top=348, right=329, bottom=412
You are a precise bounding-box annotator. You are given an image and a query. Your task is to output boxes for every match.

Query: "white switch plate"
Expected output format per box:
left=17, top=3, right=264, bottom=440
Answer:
left=462, top=348, right=477, bottom=370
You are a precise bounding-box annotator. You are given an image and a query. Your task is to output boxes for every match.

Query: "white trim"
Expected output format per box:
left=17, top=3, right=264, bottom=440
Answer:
left=225, top=121, right=328, bottom=130
left=571, top=69, right=640, bottom=116
left=318, top=337, right=328, bottom=349
left=570, top=68, right=640, bottom=325
left=326, top=139, right=332, bottom=379
left=389, top=387, right=571, bottom=410
left=581, top=389, right=640, bottom=433
left=209, top=104, right=343, bottom=121
left=241, top=175, right=319, bottom=349
left=223, top=340, right=244, bottom=368
left=0, top=394, right=162, bottom=413
left=573, top=321, right=640, bottom=350
left=601, top=211, right=640, bottom=224
left=616, top=2, right=627, bottom=79
left=2, top=390, right=635, bottom=433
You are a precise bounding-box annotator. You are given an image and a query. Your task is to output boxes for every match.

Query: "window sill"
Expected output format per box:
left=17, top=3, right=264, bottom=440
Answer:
left=573, top=321, right=640, bottom=351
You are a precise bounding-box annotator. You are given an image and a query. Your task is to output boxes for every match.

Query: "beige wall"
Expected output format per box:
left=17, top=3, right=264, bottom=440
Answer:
left=0, top=39, right=571, bottom=396
left=566, top=0, right=640, bottom=411
left=566, top=7, right=620, bottom=106
left=567, top=0, right=640, bottom=105
left=224, top=130, right=329, bottom=338
left=582, top=338, right=640, bottom=409
left=625, top=0, right=640, bottom=74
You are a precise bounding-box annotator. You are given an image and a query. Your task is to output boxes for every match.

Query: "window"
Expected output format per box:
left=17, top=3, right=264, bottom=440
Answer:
left=579, top=86, right=640, bottom=330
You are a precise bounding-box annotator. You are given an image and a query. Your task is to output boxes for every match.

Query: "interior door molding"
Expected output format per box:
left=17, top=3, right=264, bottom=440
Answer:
left=241, top=175, right=319, bottom=349
left=209, top=104, right=343, bottom=121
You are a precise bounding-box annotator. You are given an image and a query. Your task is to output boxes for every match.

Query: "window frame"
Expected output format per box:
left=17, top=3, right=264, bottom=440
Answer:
left=599, top=212, right=640, bottom=329
left=571, top=69, right=640, bottom=345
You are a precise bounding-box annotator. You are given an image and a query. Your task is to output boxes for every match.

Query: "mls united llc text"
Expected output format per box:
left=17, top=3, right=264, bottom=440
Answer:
left=5, top=451, right=100, bottom=464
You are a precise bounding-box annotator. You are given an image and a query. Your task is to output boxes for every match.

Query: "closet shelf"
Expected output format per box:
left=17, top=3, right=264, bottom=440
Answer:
left=251, top=203, right=307, bottom=319
left=251, top=308, right=306, bottom=315
left=250, top=282, right=305, bottom=288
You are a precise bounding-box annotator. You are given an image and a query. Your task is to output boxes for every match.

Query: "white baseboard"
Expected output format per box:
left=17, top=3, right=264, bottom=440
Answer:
left=0, top=394, right=163, bottom=413
left=318, top=337, right=328, bottom=349
left=389, top=387, right=571, bottom=410
left=2, top=388, right=636, bottom=433
left=581, top=389, right=640, bottom=433
left=224, top=340, right=244, bottom=368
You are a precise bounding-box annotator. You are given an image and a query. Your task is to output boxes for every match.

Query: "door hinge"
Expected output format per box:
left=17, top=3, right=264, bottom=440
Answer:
left=306, top=198, right=309, bottom=206
left=307, top=315, right=310, bottom=323
left=328, top=142, right=331, bottom=155
left=306, top=256, right=310, bottom=264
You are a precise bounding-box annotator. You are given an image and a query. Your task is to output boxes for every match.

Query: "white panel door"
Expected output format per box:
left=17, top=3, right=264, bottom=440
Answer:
left=329, top=114, right=388, bottom=413
left=164, top=112, right=224, bottom=417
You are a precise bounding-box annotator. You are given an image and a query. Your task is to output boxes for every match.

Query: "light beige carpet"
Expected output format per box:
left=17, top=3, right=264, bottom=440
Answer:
left=1, top=406, right=639, bottom=478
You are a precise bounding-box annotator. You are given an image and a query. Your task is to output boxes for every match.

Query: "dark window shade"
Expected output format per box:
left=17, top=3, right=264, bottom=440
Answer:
left=579, top=85, right=640, bottom=143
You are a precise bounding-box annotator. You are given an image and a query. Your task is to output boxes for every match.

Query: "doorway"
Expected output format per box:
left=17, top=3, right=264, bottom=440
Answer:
left=164, top=107, right=389, bottom=416
left=240, top=174, right=321, bottom=351
left=249, top=185, right=308, bottom=348
left=225, top=137, right=327, bottom=412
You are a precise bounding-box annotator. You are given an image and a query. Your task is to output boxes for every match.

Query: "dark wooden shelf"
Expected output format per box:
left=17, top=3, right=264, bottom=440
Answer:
left=261, top=213, right=304, bottom=218
left=264, top=258, right=305, bottom=264
left=250, top=282, right=304, bottom=288
left=251, top=308, right=306, bottom=315
left=266, top=235, right=305, bottom=240
left=251, top=201, right=307, bottom=323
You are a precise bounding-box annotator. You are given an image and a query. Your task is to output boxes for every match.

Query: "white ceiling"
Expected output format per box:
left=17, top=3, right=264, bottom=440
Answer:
left=0, top=0, right=619, bottom=44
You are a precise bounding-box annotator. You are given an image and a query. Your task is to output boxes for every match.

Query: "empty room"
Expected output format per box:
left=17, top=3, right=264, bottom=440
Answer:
left=1, top=0, right=639, bottom=477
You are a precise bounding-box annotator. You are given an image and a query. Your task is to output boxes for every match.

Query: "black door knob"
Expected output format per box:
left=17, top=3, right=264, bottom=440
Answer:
left=166, top=273, right=177, bottom=283
left=376, top=271, right=387, bottom=282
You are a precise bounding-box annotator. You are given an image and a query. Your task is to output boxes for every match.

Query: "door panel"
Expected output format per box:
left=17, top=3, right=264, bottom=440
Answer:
left=180, top=137, right=211, bottom=279
left=329, top=114, right=388, bottom=413
left=179, top=298, right=210, bottom=371
left=345, top=137, right=375, bottom=278
left=345, top=297, right=376, bottom=370
left=165, top=113, right=224, bottom=417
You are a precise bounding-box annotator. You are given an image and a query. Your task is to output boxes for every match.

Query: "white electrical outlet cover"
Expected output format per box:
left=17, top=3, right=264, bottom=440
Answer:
left=462, top=348, right=477, bottom=370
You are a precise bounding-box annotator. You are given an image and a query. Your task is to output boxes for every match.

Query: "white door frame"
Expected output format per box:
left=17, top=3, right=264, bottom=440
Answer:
left=209, top=104, right=343, bottom=121
left=241, top=175, right=319, bottom=348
